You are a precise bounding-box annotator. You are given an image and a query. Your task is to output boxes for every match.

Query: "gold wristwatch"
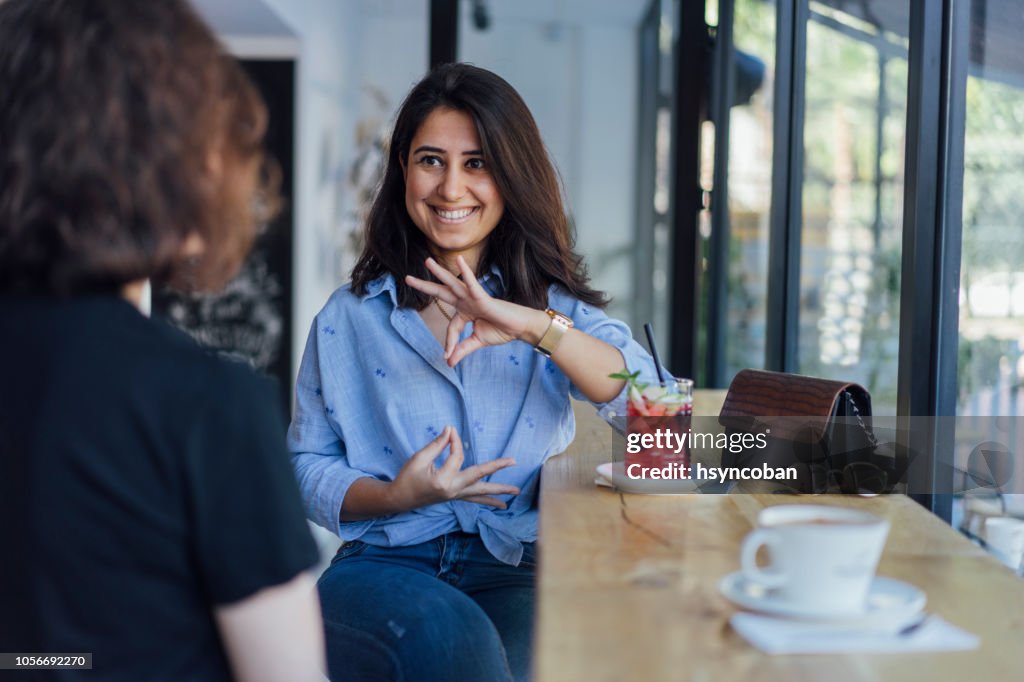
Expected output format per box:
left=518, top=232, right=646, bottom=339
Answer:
left=534, top=308, right=573, bottom=358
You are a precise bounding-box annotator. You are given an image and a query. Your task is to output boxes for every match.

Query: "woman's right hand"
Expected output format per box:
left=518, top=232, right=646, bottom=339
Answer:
left=385, top=426, right=520, bottom=511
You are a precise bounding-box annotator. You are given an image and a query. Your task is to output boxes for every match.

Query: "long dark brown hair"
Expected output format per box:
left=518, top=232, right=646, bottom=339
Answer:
left=0, top=0, right=279, bottom=296
left=350, top=63, right=606, bottom=310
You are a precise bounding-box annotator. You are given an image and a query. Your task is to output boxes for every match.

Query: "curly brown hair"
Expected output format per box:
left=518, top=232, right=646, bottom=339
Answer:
left=0, top=0, right=279, bottom=296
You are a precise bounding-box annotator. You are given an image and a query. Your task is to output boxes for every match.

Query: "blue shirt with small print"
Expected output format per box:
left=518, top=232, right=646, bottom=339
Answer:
left=287, top=267, right=663, bottom=565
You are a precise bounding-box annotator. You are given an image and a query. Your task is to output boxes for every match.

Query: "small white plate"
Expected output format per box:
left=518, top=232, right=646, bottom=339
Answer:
left=718, top=571, right=927, bottom=628
left=595, top=462, right=700, bottom=494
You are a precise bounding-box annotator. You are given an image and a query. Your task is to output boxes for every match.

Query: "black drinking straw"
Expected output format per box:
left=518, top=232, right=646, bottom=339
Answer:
left=643, top=323, right=666, bottom=384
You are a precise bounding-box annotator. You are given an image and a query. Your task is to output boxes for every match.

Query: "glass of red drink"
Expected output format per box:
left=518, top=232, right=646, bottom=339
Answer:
left=625, top=378, right=695, bottom=473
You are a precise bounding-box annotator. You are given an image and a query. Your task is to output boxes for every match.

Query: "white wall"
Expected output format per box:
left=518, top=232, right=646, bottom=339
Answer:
left=256, top=0, right=428, bottom=385
left=575, top=25, right=641, bottom=326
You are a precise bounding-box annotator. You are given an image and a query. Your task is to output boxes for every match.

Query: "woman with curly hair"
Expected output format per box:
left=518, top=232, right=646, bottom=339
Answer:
left=0, top=1, right=325, bottom=679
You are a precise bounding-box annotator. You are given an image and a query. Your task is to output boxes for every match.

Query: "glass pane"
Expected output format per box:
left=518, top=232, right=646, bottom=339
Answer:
left=953, top=0, right=1024, bottom=572
left=723, top=0, right=776, bottom=383
left=958, top=0, right=1024, bottom=418
left=797, top=1, right=909, bottom=414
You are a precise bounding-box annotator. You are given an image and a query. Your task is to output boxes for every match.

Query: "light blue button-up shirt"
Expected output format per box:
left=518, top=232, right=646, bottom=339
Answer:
left=287, top=268, right=663, bottom=565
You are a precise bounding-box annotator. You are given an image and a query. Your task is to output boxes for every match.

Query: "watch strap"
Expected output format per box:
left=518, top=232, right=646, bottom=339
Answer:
left=535, top=309, right=573, bottom=358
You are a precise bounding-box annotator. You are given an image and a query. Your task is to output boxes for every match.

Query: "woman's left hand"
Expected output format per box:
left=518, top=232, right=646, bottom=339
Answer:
left=406, top=255, right=543, bottom=366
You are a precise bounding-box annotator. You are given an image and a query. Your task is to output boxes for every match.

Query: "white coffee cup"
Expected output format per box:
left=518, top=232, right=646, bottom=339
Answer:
left=740, top=505, right=891, bottom=615
left=984, top=516, right=1024, bottom=573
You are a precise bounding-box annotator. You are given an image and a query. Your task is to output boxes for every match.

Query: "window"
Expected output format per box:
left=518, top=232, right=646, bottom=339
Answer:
left=957, top=0, right=1024, bottom=418
left=796, top=2, right=908, bottom=414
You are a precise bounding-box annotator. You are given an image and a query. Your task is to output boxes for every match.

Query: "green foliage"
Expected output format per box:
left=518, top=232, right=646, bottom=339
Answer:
left=608, top=369, right=648, bottom=393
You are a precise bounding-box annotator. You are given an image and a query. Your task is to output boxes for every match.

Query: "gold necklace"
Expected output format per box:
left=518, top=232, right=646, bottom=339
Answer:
left=432, top=297, right=454, bottom=322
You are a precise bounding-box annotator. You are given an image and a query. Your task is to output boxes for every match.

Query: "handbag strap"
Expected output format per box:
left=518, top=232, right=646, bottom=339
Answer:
left=841, top=389, right=879, bottom=448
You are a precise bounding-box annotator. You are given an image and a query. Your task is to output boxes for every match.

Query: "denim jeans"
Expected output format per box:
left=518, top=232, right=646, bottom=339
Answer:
left=317, top=531, right=536, bottom=682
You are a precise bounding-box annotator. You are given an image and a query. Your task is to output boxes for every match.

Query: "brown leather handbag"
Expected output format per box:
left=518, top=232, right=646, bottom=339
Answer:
left=718, top=369, right=890, bottom=493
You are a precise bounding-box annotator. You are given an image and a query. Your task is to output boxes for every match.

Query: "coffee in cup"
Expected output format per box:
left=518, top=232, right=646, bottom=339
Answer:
left=739, top=504, right=890, bottom=615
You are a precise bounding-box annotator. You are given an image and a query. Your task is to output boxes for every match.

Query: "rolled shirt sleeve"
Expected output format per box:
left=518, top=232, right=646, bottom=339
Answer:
left=287, top=320, right=375, bottom=540
left=556, top=292, right=671, bottom=423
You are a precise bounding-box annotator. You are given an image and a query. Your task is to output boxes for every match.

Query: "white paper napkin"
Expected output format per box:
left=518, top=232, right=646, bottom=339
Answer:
left=730, top=612, right=980, bottom=654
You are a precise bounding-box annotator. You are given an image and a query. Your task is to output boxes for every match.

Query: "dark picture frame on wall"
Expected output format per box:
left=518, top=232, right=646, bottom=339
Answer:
left=152, top=59, right=295, bottom=411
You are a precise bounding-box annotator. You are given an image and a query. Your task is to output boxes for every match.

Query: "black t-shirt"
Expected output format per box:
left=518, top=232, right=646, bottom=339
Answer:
left=0, top=296, right=319, bottom=681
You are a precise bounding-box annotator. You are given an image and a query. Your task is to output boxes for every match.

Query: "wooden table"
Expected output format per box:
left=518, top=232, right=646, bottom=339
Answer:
left=534, top=391, right=1024, bottom=681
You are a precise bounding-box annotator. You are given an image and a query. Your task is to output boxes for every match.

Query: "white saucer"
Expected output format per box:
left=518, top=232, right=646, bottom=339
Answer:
left=596, top=462, right=700, bottom=494
left=718, top=572, right=926, bottom=627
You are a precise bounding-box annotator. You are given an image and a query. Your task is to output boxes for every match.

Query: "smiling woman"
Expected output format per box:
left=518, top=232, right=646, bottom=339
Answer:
left=292, top=63, right=667, bottom=679
left=351, top=63, right=606, bottom=312
left=401, top=107, right=505, bottom=268
left=289, top=63, right=668, bottom=682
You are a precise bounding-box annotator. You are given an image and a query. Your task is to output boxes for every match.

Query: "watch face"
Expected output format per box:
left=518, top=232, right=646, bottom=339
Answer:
left=537, top=309, right=571, bottom=357
left=547, top=309, right=573, bottom=328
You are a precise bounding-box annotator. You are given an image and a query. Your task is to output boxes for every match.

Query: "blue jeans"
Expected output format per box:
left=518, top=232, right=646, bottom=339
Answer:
left=317, top=531, right=536, bottom=682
